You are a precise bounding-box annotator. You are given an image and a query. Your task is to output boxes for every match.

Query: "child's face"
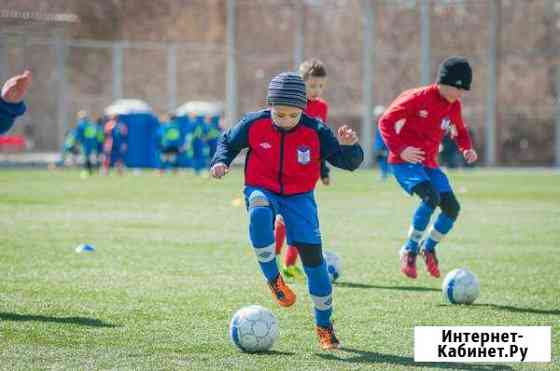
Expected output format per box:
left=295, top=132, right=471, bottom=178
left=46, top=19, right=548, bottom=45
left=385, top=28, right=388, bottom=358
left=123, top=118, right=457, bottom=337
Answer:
left=305, top=77, right=327, bottom=100
left=271, top=105, right=303, bottom=130
left=439, top=84, right=465, bottom=103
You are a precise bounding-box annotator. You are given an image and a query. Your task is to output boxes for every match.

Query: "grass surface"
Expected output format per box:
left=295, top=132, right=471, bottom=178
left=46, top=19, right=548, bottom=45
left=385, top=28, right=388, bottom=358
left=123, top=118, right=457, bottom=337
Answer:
left=0, top=168, right=559, bottom=370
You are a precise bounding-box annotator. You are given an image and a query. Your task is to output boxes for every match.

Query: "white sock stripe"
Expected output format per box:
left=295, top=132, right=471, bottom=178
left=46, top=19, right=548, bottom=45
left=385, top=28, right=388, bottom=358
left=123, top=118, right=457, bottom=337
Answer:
left=248, top=196, right=269, bottom=209
left=429, top=227, right=445, bottom=242
left=254, top=244, right=275, bottom=263
left=310, top=294, right=333, bottom=311
left=408, top=226, right=424, bottom=242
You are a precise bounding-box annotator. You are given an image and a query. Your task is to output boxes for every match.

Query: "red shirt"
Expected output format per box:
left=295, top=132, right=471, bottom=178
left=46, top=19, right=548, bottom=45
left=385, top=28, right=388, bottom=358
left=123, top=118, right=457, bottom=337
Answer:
left=379, top=84, right=473, bottom=168
left=305, top=98, right=328, bottom=123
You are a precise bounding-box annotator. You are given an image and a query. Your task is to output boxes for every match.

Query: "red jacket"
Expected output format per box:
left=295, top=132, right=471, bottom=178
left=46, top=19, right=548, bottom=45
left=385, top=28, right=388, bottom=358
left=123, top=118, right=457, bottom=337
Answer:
left=379, top=84, right=473, bottom=168
left=305, top=98, right=328, bottom=123
left=211, top=109, right=363, bottom=195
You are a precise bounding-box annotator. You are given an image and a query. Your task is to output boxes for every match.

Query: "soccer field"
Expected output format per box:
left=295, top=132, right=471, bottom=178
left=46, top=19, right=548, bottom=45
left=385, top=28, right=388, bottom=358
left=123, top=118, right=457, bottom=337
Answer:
left=1, top=168, right=558, bottom=370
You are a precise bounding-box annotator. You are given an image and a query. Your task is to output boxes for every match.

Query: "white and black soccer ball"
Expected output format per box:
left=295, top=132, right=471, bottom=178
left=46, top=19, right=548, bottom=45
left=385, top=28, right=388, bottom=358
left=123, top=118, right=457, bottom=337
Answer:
left=229, top=305, right=278, bottom=352
left=442, top=268, right=480, bottom=304
left=323, top=250, right=342, bottom=283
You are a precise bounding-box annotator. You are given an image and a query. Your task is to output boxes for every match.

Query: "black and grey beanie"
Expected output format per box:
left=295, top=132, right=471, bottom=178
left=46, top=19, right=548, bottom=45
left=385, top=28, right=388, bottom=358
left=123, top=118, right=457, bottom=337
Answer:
left=436, top=56, right=472, bottom=91
left=266, top=72, right=307, bottom=110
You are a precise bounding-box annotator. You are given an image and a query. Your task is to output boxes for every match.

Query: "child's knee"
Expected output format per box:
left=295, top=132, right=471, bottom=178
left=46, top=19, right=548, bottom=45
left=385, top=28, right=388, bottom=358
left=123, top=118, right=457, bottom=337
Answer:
left=248, top=191, right=274, bottom=245
left=412, top=181, right=440, bottom=209
left=440, top=192, right=460, bottom=220
left=295, top=243, right=324, bottom=268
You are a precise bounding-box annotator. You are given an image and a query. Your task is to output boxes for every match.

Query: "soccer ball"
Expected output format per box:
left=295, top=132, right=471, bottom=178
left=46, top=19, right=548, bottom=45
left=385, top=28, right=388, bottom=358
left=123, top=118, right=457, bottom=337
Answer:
left=442, top=268, right=480, bottom=304
left=229, top=305, right=278, bottom=352
left=323, top=250, right=342, bottom=282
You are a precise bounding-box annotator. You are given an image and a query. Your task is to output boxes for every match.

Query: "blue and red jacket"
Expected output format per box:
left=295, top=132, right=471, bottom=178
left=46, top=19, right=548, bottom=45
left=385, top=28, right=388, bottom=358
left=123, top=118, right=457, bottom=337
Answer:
left=0, top=97, right=26, bottom=134
left=211, top=109, right=363, bottom=195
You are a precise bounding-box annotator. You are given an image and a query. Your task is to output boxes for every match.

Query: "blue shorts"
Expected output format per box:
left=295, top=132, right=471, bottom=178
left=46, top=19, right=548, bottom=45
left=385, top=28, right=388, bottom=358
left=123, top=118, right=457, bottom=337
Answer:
left=391, top=164, right=452, bottom=195
left=244, top=186, right=321, bottom=245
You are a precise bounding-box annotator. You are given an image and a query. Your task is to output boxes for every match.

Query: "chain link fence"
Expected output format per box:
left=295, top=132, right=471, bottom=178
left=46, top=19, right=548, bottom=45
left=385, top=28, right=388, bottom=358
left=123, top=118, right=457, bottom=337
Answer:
left=0, top=0, right=558, bottom=166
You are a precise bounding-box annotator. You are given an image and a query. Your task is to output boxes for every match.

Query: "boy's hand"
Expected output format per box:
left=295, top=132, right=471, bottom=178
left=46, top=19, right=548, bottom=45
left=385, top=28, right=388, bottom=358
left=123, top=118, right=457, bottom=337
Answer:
left=463, top=149, right=478, bottom=164
left=1, top=70, right=32, bottom=103
left=321, top=177, right=330, bottom=186
left=337, top=125, right=358, bottom=145
left=400, top=146, right=425, bottom=164
left=211, top=162, right=229, bottom=179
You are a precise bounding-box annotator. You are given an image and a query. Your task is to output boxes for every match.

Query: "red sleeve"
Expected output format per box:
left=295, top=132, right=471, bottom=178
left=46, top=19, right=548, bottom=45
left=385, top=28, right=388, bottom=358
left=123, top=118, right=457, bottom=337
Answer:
left=323, top=102, right=328, bottom=123
left=449, top=102, right=472, bottom=152
left=378, top=93, right=417, bottom=157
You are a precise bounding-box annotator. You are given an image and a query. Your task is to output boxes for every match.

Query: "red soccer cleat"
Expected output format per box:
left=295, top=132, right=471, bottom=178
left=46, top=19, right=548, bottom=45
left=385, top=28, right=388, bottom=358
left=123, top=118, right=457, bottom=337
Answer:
left=400, top=250, right=418, bottom=279
left=421, top=249, right=441, bottom=278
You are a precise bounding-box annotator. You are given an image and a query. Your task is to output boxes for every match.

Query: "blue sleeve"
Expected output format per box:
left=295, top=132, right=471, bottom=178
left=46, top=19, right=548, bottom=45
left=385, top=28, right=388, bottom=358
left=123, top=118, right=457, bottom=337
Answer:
left=209, top=113, right=254, bottom=168
left=318, top=124, right=364, bottom=171
left=0, top=97, right=26, bottom=134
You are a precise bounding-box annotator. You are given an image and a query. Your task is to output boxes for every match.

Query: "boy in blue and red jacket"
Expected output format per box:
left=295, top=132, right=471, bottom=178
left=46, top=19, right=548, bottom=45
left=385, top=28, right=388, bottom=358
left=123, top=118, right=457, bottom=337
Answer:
left=210, top=72, right=363, bottom=350
left=274, top=59, right=331, bottom=281
left=379, top=56, right=478, bottom=280
left=0, top=70, right=31, bottom=134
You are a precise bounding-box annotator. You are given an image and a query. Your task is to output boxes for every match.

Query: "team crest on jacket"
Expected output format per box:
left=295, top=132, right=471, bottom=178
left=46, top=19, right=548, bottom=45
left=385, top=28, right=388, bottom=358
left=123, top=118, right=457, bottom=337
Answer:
left=297, top=145, right=311, bottom=165
left=418, top=110, right=429, bottom=118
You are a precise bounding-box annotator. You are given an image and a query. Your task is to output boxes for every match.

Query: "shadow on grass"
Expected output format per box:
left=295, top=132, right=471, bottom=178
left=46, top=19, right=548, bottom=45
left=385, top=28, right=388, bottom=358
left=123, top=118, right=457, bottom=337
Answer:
left=317, top=347, right=513, bottom=370
left=0, top=312, right=118, bottom=327
left=437, top=303, right=560, bottom=316
left=336, top=282, right=439, bottom=292
left=248, top=350, right=296, bottom=356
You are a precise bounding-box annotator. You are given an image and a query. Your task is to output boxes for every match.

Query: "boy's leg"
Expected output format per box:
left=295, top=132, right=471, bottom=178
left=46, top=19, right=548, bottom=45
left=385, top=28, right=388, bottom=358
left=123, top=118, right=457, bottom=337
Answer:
left=420, top=168, right=458, bottom=278
left=274, top=215, right=286, bottom=255
left=408, top=181, right=441, bottom=253
left=159, top=151, right=168, bottom=173
left=283, top=193, right=338, bottom=349
left=275, top=214, right=303, bottom=281
left=392, top=164, right=439, bottom=279
left=170, top=149, right=179, bottom=173
left=284, top=245, right=299, bottom=266
left=246, top=188, right=295, bottom=307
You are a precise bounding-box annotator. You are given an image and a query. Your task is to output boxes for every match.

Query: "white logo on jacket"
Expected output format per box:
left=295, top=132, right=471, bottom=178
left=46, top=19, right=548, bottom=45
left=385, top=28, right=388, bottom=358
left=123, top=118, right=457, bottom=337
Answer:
left=441, top=117, right=451, bottom=131
left=441, top=117, right=457, bottom=138
left=395, top=118, right=406, bottom=134
left=418, top=110, right=429, bottom=118
left=260, top=142, right=272, bottom=149
left=297, top=145, right=311, bottom=165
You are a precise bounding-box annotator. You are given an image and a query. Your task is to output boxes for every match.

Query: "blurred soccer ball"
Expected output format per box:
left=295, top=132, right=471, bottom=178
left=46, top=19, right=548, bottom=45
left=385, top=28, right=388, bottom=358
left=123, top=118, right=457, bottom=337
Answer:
left=442, top=268, right=480, bottom=304
left=229, top=305, right=278, bottom=352
left=323, top=250, right=342, bottom=283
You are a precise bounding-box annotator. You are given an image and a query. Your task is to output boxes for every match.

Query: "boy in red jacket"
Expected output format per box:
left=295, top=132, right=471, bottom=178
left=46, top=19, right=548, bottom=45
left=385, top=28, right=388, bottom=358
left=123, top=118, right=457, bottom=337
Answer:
left=210, top=72, right=363, bottom=349
left=379, top=56, right=478, bottom=279
left=275, top=59, right=331, bottom=281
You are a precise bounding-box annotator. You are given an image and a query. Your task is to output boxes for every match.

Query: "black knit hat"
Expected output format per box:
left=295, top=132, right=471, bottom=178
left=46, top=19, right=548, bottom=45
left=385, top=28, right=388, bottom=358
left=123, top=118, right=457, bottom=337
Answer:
left=436, top=56, right=472, bottom=91
left=266, top=72, right=307, bottom=110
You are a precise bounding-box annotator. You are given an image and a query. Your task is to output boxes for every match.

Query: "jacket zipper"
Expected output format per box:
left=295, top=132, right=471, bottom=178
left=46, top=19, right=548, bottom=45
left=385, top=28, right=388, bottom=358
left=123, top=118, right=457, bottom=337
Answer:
left=278, top=131, right=286, bottom=194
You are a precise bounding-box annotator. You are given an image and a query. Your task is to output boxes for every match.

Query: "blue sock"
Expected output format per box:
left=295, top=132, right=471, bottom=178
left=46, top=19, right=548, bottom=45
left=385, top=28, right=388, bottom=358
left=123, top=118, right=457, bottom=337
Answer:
left=303, top=261, right=332, bottom=327
left=404, top=201, right=435, bottom=254
left=424, top=213, right=455, bottom=252
left=249, top=205, right=278, bottom=282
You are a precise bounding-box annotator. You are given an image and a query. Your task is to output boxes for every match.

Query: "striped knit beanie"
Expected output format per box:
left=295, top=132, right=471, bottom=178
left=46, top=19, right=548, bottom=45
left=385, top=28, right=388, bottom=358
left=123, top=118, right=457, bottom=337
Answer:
left=266, top=72, right=307, bottom=110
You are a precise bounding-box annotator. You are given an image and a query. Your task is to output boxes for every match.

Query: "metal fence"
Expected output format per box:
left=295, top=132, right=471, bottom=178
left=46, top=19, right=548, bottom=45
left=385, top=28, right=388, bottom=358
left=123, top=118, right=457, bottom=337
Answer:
left=0, top=0, right=558, bottom=167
